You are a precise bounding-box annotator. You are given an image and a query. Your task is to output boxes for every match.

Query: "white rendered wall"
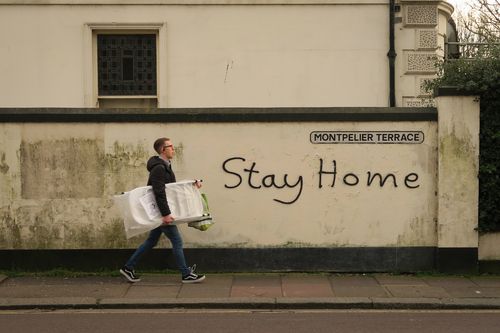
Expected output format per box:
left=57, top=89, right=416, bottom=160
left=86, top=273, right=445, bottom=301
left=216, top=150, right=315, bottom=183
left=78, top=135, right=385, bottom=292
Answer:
left=0, top=119, right=438, bottom=249
left=1, top=3, right=389, bottom=107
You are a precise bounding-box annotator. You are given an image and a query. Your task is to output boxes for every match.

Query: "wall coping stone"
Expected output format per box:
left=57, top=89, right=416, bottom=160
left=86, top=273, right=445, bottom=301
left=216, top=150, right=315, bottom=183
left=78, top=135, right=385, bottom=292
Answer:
left=0, top=107, right=437, bottom=123
left=434, top=86, right=478, bottom=97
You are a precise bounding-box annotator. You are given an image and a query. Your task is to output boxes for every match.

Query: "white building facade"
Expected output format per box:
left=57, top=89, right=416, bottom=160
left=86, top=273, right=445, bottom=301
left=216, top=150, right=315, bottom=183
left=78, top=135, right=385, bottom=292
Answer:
left=0, top=0, right=453, bottom=108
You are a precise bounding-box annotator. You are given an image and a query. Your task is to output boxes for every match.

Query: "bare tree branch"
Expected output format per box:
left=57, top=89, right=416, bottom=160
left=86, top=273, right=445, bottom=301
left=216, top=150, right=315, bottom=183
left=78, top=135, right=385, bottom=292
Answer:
left=451, top=0, right=499, bottom=58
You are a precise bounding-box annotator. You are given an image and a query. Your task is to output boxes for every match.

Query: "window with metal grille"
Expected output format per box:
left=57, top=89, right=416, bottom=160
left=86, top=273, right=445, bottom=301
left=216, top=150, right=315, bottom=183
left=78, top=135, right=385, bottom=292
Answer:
left=97, top=34, right=157, bottom=96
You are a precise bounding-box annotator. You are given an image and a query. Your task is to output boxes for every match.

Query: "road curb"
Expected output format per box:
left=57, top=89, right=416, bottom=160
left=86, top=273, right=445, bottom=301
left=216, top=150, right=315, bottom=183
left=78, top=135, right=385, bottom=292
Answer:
left=0, top=297, right=98, bottom=310
left=276, top=297, right=373, bottom=309
left=2, top=297, right=500, bottom=311
left=98, top=297, right=277, bottom=309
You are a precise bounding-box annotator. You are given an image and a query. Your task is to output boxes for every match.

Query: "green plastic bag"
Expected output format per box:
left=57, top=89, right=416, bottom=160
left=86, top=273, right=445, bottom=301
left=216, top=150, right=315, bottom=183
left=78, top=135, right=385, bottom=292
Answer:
left=188, top=193, right=214, bottom=231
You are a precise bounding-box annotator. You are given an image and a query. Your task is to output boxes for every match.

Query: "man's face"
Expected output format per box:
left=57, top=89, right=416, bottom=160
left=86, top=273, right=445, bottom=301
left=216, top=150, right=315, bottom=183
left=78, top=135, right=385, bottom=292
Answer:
left=163, top=140, right=175, bottom=160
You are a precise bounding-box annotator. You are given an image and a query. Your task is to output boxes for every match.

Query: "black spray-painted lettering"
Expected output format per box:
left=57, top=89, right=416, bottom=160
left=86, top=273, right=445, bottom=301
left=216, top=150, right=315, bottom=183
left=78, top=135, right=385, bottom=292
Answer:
left=222, top=157, right=303, bottom=204
left=404, top=173, right=420, bottom=188
left=343, top=173, right=359, bottom=186
left=318, top=158, right=420, bottom=189
left=318, top=158, right=336, bottom=188
left=367, top=172, right=398, bottom=187
left=222, top=157, right=245, bottom=188
left=223, top=157, right=420, bottom=205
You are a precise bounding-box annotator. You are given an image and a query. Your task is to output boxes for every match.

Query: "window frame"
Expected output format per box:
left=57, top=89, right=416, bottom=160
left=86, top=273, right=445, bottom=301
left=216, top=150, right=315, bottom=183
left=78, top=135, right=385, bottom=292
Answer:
left=84, top=23, right=167, bottom=107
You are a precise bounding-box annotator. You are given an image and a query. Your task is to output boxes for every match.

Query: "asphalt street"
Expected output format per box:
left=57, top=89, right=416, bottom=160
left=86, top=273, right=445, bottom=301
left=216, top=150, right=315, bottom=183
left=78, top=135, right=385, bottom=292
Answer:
left=1, top=309, right=500, bottom=333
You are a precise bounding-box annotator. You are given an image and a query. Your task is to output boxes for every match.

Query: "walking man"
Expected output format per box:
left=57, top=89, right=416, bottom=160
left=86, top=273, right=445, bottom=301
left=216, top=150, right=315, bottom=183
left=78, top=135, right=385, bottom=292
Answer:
left=120, top=137, right=205, bottom=284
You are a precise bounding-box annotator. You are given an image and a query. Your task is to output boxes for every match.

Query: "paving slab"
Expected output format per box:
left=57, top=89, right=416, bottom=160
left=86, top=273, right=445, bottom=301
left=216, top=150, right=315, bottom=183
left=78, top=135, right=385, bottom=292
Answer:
left=178, top=275, right=232, bottom=298
left=470, top=287, right=500, bottom=297
left=2, top=276, right=124, bottom=285
left=331, top=275, right=383, bottom=286
left=125, top=284, right=180, bottom=298
left=131, top=275, right=181, bottom=286
left=384, top=285, right=450, bottom=298
left=440, top=287, right=492, bottom=298
left=423, top=276, right=477, bottom=288
left=330, top=275, right=389, bottom=298
left=421, top=277, right=490, bottom=298
left=281, top=275, right=333, bottom=298
left=470, top=276, right=500, bottom=287
left=0, top=277, right=129, bottom=298
left=231, top=275, right=282, bottom=298
left=0, top=283, right=129, bottom=298
left=374, top=274, right=428, bottom=286
left=123, top=275, right=182, bottom=298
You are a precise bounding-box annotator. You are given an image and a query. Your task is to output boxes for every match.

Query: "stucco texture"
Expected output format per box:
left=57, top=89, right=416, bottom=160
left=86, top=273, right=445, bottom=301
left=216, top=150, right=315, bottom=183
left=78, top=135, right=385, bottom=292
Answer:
left=0, top=121, right=438, bottom=249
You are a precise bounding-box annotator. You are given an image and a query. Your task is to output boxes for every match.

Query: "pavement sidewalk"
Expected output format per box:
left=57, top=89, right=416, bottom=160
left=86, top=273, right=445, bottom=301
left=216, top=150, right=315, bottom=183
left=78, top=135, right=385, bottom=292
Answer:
left=1, top=273, right=500, bottom=310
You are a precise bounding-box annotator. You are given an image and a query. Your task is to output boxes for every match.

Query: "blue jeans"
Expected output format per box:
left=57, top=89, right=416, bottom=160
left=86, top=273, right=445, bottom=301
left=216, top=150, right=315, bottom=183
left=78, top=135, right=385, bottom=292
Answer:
left=125, top=225, right=190, bottom=277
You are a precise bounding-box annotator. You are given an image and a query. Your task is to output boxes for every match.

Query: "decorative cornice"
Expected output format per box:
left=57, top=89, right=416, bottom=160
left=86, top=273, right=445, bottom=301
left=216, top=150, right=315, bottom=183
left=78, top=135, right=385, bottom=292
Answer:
left=437, top=0, right=454, bottom=18
left=399, top=0, right=454, bottom=17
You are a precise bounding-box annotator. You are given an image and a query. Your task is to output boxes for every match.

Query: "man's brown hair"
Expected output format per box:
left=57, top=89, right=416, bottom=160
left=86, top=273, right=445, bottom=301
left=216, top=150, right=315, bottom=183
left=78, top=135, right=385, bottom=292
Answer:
left=153, top=137, right=170, bottom=154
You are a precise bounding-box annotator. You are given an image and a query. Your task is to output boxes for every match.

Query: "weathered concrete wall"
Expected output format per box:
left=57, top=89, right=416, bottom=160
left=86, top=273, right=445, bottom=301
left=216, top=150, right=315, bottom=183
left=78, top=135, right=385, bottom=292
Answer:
left=0, top=124, right=140, bottom=248
left=479, top=233, right=500, bottom=260
left=0, top=111, right=439, bottom=250
left=436, top=95, right=479, bottom=249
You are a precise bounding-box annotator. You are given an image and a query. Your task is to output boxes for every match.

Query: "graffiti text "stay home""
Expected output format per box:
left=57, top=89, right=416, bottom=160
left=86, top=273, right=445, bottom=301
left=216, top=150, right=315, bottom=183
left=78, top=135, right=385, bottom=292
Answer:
left=222, top=157, right=420, bottom=205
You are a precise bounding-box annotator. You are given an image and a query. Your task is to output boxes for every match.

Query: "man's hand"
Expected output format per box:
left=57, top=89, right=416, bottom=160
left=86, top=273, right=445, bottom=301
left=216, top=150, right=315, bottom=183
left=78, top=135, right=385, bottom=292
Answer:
left=162, top=214, right=175, bottom=225
left=194, top=180, right=203, bottom=189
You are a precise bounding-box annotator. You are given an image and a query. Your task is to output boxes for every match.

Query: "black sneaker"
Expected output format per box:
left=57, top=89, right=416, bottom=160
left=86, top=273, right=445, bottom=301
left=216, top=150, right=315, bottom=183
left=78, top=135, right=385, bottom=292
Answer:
left=182, top=264, right=205, bottom=284
left=120, top=266, right=141, bottom=283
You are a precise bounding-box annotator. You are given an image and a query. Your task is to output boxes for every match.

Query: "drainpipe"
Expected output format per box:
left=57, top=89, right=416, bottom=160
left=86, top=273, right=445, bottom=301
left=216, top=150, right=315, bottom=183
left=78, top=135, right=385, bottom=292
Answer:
left=388, top=0, right=397, bottom=107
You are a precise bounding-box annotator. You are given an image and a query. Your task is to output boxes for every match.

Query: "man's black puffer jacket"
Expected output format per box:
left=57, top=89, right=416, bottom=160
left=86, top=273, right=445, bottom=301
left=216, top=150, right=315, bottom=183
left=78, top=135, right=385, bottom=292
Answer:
left=146, top=156, right=176, bottom=217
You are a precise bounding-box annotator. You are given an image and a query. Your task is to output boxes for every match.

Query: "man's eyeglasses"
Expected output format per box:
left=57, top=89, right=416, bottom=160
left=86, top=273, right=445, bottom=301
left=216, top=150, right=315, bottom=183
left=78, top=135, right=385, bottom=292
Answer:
left=163, top=145, right=173, bottom=150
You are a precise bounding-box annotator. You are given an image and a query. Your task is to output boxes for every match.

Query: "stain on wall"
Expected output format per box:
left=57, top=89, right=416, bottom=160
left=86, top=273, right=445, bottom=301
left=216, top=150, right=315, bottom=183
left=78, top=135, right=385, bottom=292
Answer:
left=0, top=208, right=22, bottom=249
left=104, top=141, right=149, bottom=195
left=20, top=139, right=105, bottom=199
left=0, top=136, right=154, bottom=249
left=0, top=199, right=144, bottom=249
left=439, top=134, right=476, bottom=168
left=439, top=133, right=478, bottom=197
left=96, top=218, right=130, bottom=248
left=0, top=150, right=17, bottom=206
left=0, top=152, right=9, bottom=174
left=174, top=142, right=184, bottom=162
left=397, top=217, right=437, bottom=246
